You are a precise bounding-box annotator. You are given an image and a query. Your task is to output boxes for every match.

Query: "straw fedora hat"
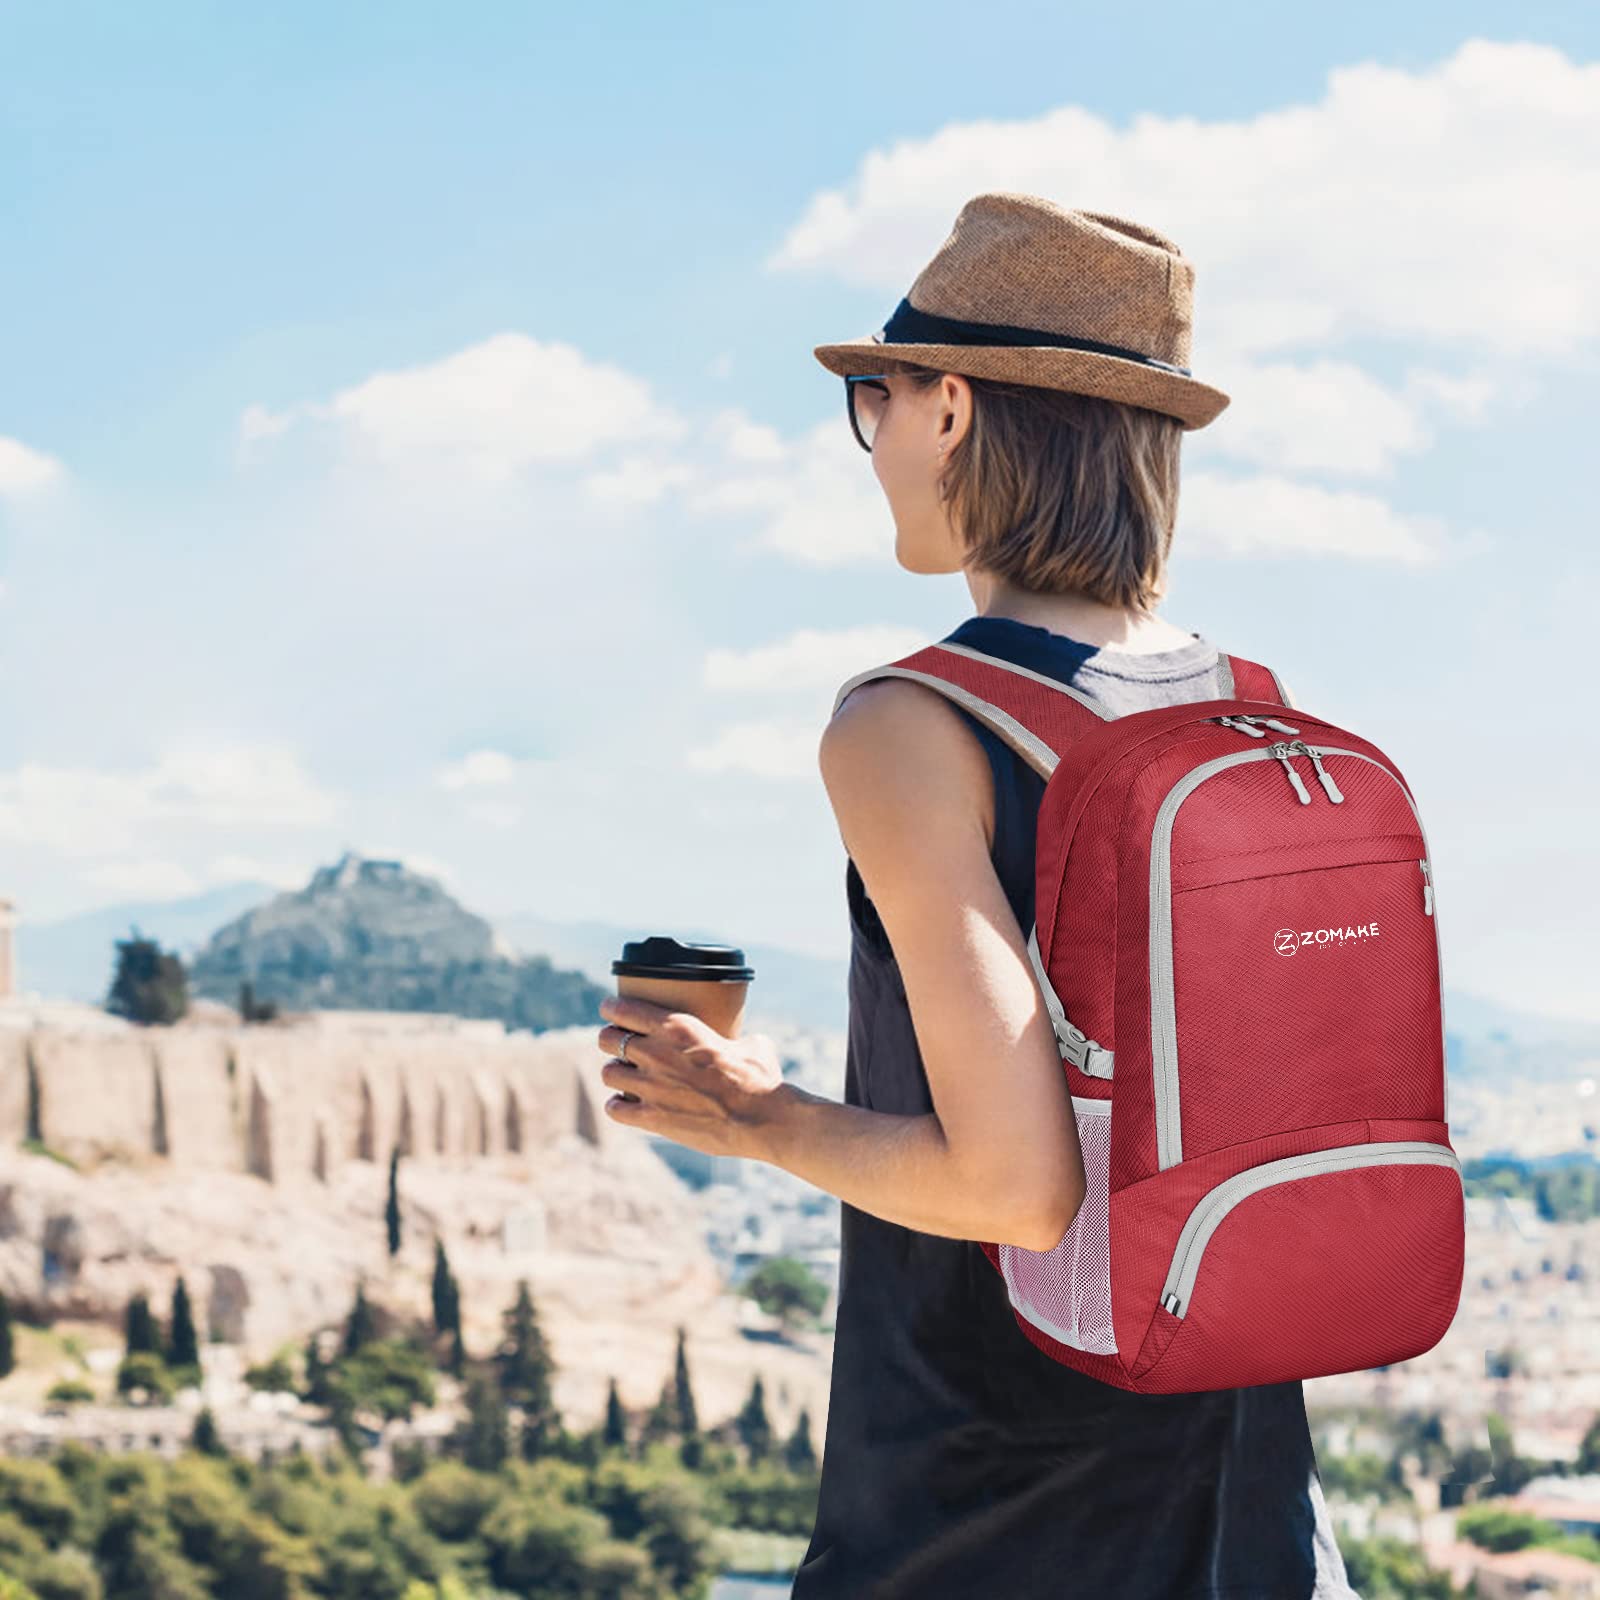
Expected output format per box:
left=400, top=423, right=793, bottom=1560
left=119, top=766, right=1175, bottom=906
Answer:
left=812, top=191, right=1230, bottom=430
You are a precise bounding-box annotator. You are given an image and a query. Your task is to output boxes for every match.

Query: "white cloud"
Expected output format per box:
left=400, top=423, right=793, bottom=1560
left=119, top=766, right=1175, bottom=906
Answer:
left=685, top=415, right=896, bottom=565
left=702, top=623, right=931, bottom=694
left=436, top=749, right=520, bottom=791
left=763, top=38, right=1599, bottom=547
left=239, top=331, right=688, bottom=484
left=706, top=407, right=788, bottom=465
left=1192, top=357, right=1428, bottom=478
left=580, top=454, right=700, bottom=508
left=0, top=435, right=66, bottom=497
left=684, top=717, right=822, bottom=781
left=0, top=744, right=339, bottom=857
left=1180, top=471, right=1469, bottom=564
left=770, top=40, right=1600, bottom=361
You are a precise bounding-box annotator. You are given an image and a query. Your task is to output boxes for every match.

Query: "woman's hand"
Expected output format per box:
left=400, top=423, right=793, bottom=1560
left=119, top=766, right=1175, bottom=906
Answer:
left=595, top=994, right=789, bottom=1161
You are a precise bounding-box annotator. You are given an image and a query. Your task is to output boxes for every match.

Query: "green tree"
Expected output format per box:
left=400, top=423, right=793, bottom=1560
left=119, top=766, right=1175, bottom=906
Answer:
left=166, top=1276, right=199, bottom=1380
left=448, top=1326, right=466, bottom=1379
left=1339, top=1534, right=1457, bottom=1600
left=340, top=1282, right=376, bottom=1360
left=736, top=1374, right=773, bottom=1462
left=326, top=1339, right=436, bottom=1422
left=460, top=1373, right=509, bottom=1472
left=1579, top=1412, right=1600, bottom=1475
left=784, top=1406, right=817, bottom=1473
left=1456, top=1503, right=1558, bottom=1552
left=189, top=1407, right=226, bottom=1457
left=672, top=1325, right=698, bottom=1436
left=742, top=1257, right=829, bottom=1334
left=497, top=1281, right=560, bottom=1458
left=603, top=1377, right=628, bottom=1452
left=105, top=930, right=188, bottom=1026
left=385, top=1146, right=402, bottom=1257
left=302, top=1333, right=330, bottom=1406
left=639, top=1380, right=677, bottom=1451
left=0, top=1291, right=14, bottom=1380
left=115, top=1351, right=174, bottom=1404
left=430, top=1239, right=460, bottom=1339
left=124, top=1291, right=161, bottom=1359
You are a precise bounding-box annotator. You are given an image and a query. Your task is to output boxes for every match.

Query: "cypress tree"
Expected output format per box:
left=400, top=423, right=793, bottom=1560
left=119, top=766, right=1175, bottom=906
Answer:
left=0, top=1292, right=13, bottom=1380
left=497, top=1280, right=560, bottom=1458
left=639, top=1378, right=677, bottom=1450
left=124, top=1290, right=161, bottom=1358
left=736, top=1373, right=773, bottom=1462
left=303, top=1332, right=329, bottom=1405
left=603, top=1376, right=628, bottom=1450
left=385, top=1146, right=402, bottom=1257
left=431, top=1239, right=460, bottom=1337
left=167, top=1276, right=200, bottom=1375
left=449, top=1325, right=466, bottom=1378
left=672, top=1324, right=699, bottom=1437
left=784, top=1405, right=818, bottom=1472
left=460, top=1373, right=509, bottom=1471
left=191, top=1406, right=226, bottom=1456
left=341, top=1281, right=376, bottom=1359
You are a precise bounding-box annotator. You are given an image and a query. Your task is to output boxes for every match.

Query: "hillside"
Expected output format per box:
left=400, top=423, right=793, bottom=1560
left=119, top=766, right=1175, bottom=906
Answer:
left=188, top=851, right=608, bottom=1031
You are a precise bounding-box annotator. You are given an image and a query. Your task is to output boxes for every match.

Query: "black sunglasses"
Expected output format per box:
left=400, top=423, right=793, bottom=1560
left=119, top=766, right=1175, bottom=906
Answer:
left=845, top=373, right=891, bottom=453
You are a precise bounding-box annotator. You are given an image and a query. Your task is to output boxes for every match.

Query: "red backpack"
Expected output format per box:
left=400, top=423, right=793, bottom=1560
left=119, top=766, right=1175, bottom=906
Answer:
left=832, top=637, right=1465, bottom=1394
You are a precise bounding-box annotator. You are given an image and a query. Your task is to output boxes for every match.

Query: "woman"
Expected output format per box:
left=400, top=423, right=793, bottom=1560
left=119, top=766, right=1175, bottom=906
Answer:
left=595, top=194, right=1359, bottom=1598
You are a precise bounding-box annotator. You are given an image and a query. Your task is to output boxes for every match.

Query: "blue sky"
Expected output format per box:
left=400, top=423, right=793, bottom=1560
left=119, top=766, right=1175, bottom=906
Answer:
left=2, top=5, right=1597, bottom=1020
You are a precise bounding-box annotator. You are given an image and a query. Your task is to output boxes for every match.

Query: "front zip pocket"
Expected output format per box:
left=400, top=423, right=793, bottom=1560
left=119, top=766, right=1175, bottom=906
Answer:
left=1132, top=1134, right=1465, bottom=1392
left=1159, top=1140, right=1461, bottom=1316
left=1148, top=743, right=1445, bottom=1171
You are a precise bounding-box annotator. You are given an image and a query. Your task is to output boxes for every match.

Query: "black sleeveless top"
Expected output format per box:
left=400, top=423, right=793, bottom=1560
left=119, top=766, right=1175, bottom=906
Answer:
left=792, top=615, right=1358, bottom=1600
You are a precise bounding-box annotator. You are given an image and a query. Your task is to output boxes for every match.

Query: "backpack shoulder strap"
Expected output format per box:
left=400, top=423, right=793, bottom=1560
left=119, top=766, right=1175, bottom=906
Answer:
left=829, top=638, right=1110, bottom=779
left=1222, top=652, right=1295, bottom=708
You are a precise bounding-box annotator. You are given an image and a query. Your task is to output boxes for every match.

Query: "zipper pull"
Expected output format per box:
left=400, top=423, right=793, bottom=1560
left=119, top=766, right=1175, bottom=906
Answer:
left=1214, top=716, right=1266, bottom=738
left=1293, top=741, right=1344, bottom=803
left=1269, top=742, right=1312, bottom=804
left=1256, top=717, right=1301, bottom=735
left=1420, top=858, right=1434, bottom=916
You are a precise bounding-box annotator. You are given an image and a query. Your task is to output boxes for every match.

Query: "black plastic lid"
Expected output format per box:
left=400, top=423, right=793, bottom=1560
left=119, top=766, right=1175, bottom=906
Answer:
left=611, top=935, right=754, bottom=983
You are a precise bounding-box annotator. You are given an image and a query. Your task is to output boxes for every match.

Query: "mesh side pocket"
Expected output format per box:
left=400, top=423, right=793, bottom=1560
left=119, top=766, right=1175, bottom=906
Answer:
left=997, top=1095, right=1115, bottom=1355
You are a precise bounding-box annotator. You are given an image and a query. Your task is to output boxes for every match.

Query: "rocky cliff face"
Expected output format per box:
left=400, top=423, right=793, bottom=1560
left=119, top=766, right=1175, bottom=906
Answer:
left=189, top=851, right=608, bottom=1031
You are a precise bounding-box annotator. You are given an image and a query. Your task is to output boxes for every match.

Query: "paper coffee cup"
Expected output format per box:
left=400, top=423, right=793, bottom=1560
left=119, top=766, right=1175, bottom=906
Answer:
left=609, top=935, right=755, bottom=1101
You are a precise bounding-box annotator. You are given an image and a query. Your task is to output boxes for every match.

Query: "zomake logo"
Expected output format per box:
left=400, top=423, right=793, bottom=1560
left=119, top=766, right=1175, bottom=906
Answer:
left=1273, top=922, right=1380, bottom=956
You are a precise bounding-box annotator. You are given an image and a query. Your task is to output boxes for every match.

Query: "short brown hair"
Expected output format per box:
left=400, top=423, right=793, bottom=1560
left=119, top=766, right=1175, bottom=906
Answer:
left=879, top=359, right=1184, bottom=613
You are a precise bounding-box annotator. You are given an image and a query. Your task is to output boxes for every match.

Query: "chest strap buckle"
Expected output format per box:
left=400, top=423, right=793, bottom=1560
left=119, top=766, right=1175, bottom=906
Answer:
left=1026, top=922, right=1115, bottom=1079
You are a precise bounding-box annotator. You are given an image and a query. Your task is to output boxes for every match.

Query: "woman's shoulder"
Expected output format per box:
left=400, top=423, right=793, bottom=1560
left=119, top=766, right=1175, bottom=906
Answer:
left=821, top=675, right=1001, bottom=852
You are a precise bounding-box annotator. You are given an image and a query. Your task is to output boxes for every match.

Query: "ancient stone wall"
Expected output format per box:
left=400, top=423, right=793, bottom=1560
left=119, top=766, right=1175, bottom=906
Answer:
left=2, top=1019, right=599, bottom=1180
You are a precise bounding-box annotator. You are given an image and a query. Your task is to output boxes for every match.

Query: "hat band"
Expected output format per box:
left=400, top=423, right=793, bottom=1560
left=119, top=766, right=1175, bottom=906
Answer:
left=874, top=295, right=1192, bottom=378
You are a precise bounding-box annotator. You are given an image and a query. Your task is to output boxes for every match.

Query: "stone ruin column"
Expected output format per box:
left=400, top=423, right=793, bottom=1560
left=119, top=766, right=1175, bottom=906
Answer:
left=0, top=898, right=15, bottom=1001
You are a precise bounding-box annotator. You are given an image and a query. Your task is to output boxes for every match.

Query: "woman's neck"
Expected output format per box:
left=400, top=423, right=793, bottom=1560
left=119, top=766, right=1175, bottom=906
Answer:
left=965, top=575, right=1194, bottom=654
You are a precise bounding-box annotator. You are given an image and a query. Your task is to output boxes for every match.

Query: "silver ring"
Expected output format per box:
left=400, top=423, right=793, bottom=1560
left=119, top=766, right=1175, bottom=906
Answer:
left=617, top=1029, right=633, bottom=1065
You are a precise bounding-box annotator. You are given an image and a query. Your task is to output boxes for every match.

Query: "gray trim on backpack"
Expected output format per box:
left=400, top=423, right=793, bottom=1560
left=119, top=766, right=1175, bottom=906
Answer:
left=1028, top=921, right=1114, bottom=1078
left=830, top=665, right=1063, bottom=779
left=1262, top=662, right=1295, bottom=707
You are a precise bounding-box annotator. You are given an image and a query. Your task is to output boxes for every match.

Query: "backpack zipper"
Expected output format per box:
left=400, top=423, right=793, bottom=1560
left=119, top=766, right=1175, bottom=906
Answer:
left=1149, top=743, right=1442, bottom=1171
left=1213, top=714, right=1302, bottom=738
left=1156, top=1140, right=1462, bottom=1317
